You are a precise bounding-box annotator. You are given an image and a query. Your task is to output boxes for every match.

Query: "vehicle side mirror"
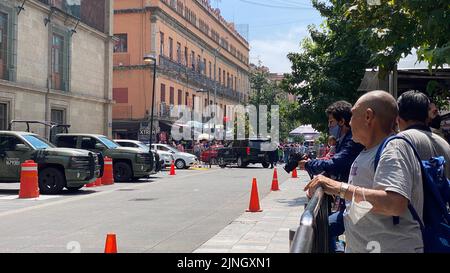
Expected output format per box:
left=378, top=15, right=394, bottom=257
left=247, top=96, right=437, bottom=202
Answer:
left=15, top=144, right=30, bottom=152
left=95, top=143, right=105, bottom=150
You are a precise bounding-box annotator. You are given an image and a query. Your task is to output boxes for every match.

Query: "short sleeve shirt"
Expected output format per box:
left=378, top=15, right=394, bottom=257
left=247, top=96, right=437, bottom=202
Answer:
left=344, top=139, right=423, bottom=253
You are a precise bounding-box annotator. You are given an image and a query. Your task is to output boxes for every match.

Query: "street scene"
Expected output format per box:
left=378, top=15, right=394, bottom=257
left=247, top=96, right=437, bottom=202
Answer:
left=0, top=0, right=449, bottom=262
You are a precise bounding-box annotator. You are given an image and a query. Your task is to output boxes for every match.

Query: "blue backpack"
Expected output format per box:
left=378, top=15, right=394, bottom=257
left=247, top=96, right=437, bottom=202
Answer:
left=374, top=135, right=450, bottom=253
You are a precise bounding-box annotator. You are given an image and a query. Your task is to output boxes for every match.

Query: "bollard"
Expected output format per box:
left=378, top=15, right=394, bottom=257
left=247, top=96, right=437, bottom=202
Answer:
left=19, top=160, right=39, bottom=198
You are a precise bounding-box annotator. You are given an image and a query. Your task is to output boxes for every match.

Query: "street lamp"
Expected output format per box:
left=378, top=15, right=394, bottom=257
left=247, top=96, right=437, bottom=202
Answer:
left=143, top=54, right=157, bottom=148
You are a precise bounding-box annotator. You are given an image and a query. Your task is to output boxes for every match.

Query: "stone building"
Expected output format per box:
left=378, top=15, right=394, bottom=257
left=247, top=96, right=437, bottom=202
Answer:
left=0, top=0, right=113, bottom=137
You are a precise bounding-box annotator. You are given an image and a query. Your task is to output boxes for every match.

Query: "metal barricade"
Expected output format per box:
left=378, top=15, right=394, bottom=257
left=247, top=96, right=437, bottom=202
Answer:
left=290, top=186, right=330, bottom=253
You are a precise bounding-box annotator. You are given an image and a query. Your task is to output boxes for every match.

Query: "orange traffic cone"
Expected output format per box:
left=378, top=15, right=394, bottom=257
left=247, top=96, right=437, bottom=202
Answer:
left=85, top=181, right=96, bottom=188
left=102, top=157, right=114, bottom=185
left=271, top=168, right=280, bottom=191
left=246, top=178, right=262, bottom=212
left=104, top=233, right=117, bottom=253
left=169, top=160, right=176, bottom=176
left=95, top=177, right=102, bottom=187
left=292, top=167, right=298, bottom=178
left=19, top=160, right=39, bottom=198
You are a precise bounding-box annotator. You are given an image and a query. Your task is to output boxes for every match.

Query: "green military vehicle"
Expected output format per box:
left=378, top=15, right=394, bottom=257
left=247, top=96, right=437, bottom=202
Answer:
left=0, top=131, right=100, bottom=194
left=53, top=134, right=155, bottom=182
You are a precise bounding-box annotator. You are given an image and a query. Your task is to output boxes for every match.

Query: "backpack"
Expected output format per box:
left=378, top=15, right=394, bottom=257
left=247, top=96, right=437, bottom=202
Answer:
left=374, top=135, right=450, bottom=253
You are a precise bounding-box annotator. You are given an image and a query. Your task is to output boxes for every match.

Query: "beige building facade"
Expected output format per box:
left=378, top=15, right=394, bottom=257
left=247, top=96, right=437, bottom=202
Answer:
left=0, top=0, right=113, bottom=137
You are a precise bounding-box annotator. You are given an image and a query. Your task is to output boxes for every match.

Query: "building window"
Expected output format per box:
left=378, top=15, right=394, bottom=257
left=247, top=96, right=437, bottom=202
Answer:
left=51, top=32, right=68, bottom=91
left=160, top=84, right=166, bottom=103
left=51, top=108, right=66, bottom=125
left=185, top=92, right=189, bottom=106
left=169, top=87, right=174, bottom=105
left=178, top=89, right=182, bottom=105
left=218, top=68, right=221, bottom=83
left=113, top=88, right=128, bottom=103
left=169, top=37, right=173, bottom=60
left=113, top=34, right=127, bottom=53
left=160, top=32, right=164, bottom=56
left=227, top=72, right=230, bottom=88
left=203, top=58, right=206, bottom=75
left=0, top=103, right=7, bottom=130
left=184, top=46, right=188, bottom=66
left=223, top=70, right=226, bottom=86
left=0, top=12, right=8, bottom=80
left=209, top=61, right=212, bottom=79
left=176, top=42, right=181, bottom=63
left=197, top=55, right=201, bottom=73
left=190, top=51, right=195, bottom=70
left=192, top=94, right=196, bottom=110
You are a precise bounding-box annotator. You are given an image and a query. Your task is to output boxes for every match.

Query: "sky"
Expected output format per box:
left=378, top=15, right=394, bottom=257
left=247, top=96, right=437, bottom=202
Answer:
left=214, top=0, right=427, bottom=74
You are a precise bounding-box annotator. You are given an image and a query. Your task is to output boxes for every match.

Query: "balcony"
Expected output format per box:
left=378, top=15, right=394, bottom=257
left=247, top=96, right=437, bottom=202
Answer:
left=158, top=55, right=244, bottom=103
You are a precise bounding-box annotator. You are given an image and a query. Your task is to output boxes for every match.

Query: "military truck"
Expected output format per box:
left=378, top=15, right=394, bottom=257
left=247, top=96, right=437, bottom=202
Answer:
left=0, top=131, right=100, bottom=194
left=54, top=134, right=155, bottom=182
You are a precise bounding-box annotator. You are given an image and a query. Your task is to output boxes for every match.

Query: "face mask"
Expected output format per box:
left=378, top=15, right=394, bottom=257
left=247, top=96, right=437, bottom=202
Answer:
left=348, top=187, right=373, bottom=225
left=430, top=115, right=442, bottom=129
left=329, top=124, right=341, bottom=139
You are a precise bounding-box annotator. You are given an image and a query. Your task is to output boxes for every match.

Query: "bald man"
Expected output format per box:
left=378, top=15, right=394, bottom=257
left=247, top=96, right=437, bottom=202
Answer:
left=305, top=90, right=423, bottom=253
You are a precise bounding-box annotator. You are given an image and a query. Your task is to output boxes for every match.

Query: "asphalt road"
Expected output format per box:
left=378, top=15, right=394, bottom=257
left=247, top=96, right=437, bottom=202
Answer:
left=0, top=164, right=292, bottom=253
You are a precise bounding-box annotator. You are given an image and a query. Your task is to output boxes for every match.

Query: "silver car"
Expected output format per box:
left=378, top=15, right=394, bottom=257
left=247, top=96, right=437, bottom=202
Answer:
left=114, top=140, right=173, bottom=169
left=151, top=144, right=197, bottom=169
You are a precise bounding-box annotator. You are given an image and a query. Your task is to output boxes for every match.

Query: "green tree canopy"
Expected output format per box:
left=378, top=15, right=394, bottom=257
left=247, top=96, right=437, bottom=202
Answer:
left=282, top=0, right=372, bottom=132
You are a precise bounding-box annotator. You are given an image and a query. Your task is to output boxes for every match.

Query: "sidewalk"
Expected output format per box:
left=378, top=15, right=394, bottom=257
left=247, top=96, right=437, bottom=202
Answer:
left=194, top=171, right=310, bottom=253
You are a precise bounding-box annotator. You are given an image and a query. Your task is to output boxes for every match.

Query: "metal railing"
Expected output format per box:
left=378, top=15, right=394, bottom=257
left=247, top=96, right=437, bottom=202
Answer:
left=158, top=55, right=243, bottom=102
left=290, top=186, right=330, bottom=253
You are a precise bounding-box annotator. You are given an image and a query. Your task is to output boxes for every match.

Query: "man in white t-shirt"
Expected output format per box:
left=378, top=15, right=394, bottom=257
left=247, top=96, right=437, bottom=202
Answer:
left=304, top=90, right=423, bottom=253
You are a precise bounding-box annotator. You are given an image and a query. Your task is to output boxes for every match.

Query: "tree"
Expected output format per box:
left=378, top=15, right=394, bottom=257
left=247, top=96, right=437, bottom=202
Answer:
left=343, top=0, right=450, bottom=73
left=282, top=1, right=372, bottom=132
left=248, top=63, right=300, bottom=142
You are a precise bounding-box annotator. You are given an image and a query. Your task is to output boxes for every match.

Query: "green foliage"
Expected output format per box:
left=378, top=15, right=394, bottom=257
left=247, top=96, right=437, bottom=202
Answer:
left=248, top=64, right=300, bottom=142
left=281, top=1, right=372, bottom=132
left=343, top=0, right=450, bottom=73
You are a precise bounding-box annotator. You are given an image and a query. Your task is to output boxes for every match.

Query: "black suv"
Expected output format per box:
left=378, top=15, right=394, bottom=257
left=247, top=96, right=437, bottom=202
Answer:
left=216, top=139, right=272, bottom=168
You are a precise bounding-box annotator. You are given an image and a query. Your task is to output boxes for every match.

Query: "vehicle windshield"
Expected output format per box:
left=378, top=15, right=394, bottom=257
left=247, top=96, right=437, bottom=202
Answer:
left=23, top=135, right=55, bottom=149
left=99, top=137, right=119, bottom=149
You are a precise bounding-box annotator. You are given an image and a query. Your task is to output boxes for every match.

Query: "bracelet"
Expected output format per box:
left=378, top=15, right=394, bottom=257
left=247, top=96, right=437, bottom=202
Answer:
left=339, top=183, right=349, bottom=199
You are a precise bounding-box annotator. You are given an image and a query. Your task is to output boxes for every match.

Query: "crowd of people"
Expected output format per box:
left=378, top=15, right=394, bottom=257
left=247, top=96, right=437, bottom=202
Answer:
left=300, top=90, right=450, bottom=253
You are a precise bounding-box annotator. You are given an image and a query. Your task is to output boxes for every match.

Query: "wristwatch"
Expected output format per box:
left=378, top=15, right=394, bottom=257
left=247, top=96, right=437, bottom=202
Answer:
left=339, top=183, right=349, bottom=199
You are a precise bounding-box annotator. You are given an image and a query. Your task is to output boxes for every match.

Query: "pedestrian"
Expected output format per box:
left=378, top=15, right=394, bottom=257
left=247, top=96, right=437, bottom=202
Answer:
left=325, top=135, right=337, bottom=159
left=298, top=100, right=364, bottom=252
left=304, top=90, right=424, bottom=253
left=427, top=101, right=445, bottom=139
left=397, top=91, right=450, bottom=178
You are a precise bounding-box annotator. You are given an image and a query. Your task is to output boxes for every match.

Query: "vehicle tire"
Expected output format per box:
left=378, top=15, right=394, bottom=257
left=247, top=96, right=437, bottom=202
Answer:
left=38, top=167, right=65, bottom=194
left=218, top=157, right=226, bottom=168
left=262, top=162, right=270, bottom=168
left=175, top=159, right=186, bottom=169
left=113, top=162, right=133, bottom=182
left=66, top=185, right=84, bottom=192
left=237, top=157, right=246, bottom=168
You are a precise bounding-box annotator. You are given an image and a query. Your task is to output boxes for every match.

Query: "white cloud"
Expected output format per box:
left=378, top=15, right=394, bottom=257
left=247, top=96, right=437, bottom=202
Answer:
left=249, top=26, right=309, bottom=74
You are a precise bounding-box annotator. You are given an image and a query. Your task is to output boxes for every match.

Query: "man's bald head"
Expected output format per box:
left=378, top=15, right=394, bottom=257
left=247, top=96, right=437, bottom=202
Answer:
left=356, top=90, right=398, bottom=133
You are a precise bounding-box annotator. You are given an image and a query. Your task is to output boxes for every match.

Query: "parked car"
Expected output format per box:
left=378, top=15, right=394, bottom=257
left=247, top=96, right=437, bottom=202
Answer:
left=54, top=134, right=155, bottom=182
left=114, top=139, right=171, bottom=170
left=216, top=139, right=271, bottom=168
left=151, top=143, right=197, bottom=169
left=0, top=131, right=100, bottom=194
left=200, top=144, right=224, bottom=165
